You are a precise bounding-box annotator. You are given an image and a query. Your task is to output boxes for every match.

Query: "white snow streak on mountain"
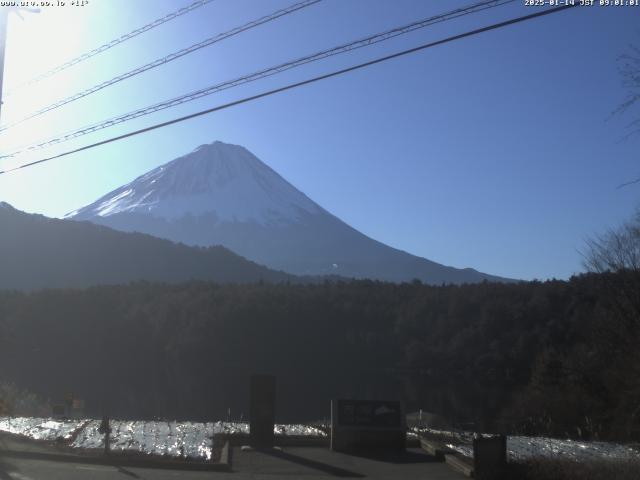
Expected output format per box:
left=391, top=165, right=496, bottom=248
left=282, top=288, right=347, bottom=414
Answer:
left=67, top=141, right=320, bottom=225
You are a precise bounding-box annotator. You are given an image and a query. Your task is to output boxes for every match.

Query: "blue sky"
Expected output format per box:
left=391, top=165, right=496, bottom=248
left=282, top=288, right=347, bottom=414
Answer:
left=0, top=0, right=638, bottom=281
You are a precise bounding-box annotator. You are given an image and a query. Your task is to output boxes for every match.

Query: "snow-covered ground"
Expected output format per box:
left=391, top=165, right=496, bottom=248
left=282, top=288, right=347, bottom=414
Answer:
left=71, top=420, right=217, bottom=460
left=0, top=417, right=86, bottom=441
left=5, top=417, right=635, bottom=463
left=0, top=417, right=326, bottom=461
left=417, top=427, right=640, bottom=462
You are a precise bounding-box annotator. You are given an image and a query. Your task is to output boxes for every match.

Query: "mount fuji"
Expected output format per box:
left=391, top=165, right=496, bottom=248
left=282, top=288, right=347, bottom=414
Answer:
left=67, top=141, right=509, bottom=284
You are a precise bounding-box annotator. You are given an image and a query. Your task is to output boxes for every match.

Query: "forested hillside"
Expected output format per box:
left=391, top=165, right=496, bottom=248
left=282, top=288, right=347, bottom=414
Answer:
left=0, top=202, right=299, bottom=289
left=1, top=272, right=638, bottom=440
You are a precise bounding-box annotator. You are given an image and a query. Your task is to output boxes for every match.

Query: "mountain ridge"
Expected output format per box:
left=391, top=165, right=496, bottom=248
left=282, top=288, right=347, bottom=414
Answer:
left=67, top=141, right=514, bottom=284
left=0, top=203, right=310, bottom=291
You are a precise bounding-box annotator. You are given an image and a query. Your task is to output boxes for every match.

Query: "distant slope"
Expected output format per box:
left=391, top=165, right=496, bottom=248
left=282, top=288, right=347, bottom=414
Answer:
left=68, top=141, right=513, bottom=284
left=0, top=202, right=297, bottom=291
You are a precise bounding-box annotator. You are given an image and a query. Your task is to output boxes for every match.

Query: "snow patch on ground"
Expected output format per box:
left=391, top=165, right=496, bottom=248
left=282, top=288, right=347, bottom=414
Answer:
left=2, top=417, right=636, bottom=463
left=0, top=417, right=326, bottom=461
left=0, top=417, right=85, bottom=441
left=72, top=420, right=216, bottom=460
left=417, top=427, right=640, bottom=462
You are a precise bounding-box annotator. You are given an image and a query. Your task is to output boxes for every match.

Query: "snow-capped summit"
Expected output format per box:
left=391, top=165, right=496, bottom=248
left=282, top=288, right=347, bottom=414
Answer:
left=68, top=141, right=320, bottom=225
left=67, top=141, right=511, bottom=284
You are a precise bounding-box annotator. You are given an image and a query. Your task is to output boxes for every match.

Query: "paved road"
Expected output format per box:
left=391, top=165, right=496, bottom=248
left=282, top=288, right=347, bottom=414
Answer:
left=1, top=438, right=465, bottom=479
left=231, top=446, right=465, bottom=479
left=0, top=457, right=216, bottom=480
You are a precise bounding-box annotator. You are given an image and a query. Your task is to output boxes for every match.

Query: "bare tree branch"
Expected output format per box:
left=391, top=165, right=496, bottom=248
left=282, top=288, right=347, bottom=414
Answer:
left=617, top=176, right=640, bottom=189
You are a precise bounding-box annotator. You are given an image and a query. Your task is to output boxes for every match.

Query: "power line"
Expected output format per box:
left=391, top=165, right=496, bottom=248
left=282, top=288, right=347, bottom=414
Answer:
left=0, top=0, right=321, bottom=133
left=0, top=0, right=515, bottom=158
left=3, top=0, right=217, bottom=96
left=0, top=3, right=578, bottom=176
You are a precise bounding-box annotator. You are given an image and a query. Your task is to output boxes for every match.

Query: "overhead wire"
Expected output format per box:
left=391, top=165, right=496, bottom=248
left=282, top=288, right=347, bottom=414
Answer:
left=0, top=3, right=579, bottom=176
left=0, top=0, right=321, bottom=132
left=3, top=0, right=218, bottom=96
left=0, top=0, right=516, bottom=158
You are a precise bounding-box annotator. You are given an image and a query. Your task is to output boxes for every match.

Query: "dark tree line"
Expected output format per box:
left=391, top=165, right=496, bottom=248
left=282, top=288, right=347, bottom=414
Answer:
left=0, top=270, right=639, bottom=440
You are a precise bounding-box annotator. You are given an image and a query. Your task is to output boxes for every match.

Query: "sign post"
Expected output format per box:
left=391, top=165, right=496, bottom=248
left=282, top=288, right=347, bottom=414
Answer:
left=98, top=415, right=111, bottom=456
left=331, top=399, right=406, bottom=453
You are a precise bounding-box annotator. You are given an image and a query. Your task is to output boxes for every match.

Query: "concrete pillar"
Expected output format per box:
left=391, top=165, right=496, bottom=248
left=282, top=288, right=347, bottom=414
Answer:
left=249, top=374, right=276, bottom=448
left=473, top=434, right=506, bottom=480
